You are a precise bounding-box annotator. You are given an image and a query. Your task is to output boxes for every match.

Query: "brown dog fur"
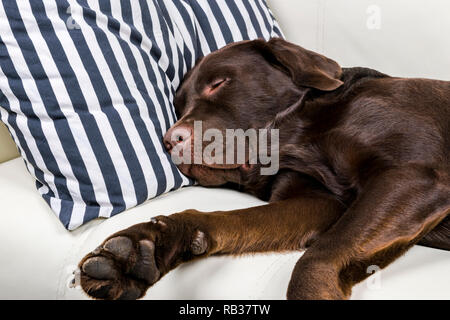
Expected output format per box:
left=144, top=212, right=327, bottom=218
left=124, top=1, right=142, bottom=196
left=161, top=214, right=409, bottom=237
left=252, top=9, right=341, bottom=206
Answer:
left=78, top=38, right=450, bottom=300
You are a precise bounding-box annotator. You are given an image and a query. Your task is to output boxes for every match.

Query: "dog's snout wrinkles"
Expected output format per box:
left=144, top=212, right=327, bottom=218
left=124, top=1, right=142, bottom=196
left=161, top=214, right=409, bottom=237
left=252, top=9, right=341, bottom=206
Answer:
left=163, top=125, right=192, bottom=152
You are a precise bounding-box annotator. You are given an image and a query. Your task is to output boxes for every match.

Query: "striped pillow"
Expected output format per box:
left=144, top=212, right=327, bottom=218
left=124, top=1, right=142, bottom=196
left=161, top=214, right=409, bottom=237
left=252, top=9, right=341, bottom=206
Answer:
left=0, top=0, right=283, bottom=230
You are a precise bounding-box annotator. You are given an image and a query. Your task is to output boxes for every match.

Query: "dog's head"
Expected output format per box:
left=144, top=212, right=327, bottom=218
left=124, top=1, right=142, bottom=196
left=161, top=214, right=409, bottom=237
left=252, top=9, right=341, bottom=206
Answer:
left=164, top=38, right=343, bottom=186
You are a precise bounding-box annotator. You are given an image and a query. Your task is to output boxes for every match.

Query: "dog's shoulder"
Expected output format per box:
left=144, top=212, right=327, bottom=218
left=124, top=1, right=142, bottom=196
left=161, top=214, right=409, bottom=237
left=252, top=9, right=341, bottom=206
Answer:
left=341, top=67, right=388, bottom=80
left=339, top=67, right=389, bottom=91
left=309, top=67, right=389, bottom=102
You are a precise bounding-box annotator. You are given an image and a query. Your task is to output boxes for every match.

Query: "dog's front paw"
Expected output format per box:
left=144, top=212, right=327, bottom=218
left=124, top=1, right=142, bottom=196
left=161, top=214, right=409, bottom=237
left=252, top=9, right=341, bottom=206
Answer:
left=78, top=214, right=209, bottom=300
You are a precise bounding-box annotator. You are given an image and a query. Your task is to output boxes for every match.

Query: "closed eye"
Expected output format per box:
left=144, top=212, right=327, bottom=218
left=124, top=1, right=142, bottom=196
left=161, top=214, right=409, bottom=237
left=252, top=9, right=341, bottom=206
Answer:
left=203, top=78, right=228, bottom=96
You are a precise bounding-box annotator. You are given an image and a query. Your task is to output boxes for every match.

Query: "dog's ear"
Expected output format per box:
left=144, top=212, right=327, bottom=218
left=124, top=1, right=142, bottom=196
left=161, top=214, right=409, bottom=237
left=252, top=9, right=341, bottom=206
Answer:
left=259, top=38, right=343, bottom=91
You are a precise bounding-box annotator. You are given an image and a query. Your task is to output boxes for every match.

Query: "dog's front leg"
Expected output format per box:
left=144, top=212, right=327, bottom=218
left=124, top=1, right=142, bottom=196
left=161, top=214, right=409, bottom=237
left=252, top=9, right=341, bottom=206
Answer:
left=286, top=166, right=450, bottom=300
left=78, top=195, right=344, bottom=299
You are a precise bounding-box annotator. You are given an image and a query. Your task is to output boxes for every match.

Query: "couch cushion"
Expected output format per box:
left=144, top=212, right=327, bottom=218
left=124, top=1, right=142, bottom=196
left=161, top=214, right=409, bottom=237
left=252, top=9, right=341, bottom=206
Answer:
left=0, top=122, right=19, bottom=163
left=269, top=0, right=450, bottom=80
left=1, top=158, right=449, bottom=299
left=0, top=0, right=283, bottom=230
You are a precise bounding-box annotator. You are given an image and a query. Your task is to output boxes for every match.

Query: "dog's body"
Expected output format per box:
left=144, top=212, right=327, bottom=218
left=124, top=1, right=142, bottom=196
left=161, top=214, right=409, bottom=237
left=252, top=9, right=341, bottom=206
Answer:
left=78, top=39, right=450, bottom=300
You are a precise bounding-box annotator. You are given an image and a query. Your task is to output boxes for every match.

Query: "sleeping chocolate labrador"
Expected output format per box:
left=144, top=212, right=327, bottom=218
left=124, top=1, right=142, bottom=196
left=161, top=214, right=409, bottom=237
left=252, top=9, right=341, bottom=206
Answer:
left=78, top=38, right=450, bottom=300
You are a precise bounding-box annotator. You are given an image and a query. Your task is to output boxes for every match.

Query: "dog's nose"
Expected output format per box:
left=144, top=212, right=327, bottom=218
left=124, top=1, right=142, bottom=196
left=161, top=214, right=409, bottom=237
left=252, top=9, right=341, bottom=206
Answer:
left=163, top=126, right=192, bottom=152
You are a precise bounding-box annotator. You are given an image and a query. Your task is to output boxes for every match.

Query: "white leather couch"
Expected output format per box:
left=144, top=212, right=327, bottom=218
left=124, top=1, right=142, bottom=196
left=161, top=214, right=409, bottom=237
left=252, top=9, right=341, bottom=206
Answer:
left=1, top=0, right=449, bottom=299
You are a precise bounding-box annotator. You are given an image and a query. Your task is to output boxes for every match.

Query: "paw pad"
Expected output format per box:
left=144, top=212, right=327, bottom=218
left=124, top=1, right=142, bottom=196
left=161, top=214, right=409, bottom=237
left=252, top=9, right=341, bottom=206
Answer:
left=82, top=256, right=118, bottom=280
left=103, top=236, right=133, bottom=260
left=131, top=240, right=160, bottom=284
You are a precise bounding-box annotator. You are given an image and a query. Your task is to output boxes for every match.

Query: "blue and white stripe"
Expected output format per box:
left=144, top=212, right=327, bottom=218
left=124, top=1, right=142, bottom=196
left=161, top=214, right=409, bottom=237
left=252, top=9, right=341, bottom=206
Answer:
left=0, top=0, right=283, bottom=230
